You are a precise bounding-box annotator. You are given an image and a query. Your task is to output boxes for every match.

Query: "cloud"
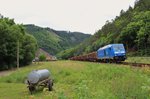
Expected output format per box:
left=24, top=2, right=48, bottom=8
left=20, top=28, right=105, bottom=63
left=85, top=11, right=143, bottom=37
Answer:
left=0, top=0, right=135, bottom=34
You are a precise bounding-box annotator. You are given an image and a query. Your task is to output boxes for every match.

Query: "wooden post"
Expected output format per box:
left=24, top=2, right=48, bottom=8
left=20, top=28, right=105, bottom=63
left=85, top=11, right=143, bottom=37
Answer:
left=126, top=42, right=128, bottom=52
left=17, top=40, right=19, bottom=69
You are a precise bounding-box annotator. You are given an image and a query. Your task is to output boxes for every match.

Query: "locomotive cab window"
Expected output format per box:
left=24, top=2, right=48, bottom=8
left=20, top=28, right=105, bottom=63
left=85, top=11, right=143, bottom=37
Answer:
left=109, top=48, right=111, bottom=51
left=106, top=50, right=109, bottom=55
left=104, top=50, right=106, bottom=56
left=113, top=44, right=125, bottom=52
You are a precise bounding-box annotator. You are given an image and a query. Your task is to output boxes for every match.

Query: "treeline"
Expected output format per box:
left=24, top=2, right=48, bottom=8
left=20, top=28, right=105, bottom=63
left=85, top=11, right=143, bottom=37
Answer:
left=59, top=0, right=150, bottom=59
left=0, top=16, right=37, bottom=70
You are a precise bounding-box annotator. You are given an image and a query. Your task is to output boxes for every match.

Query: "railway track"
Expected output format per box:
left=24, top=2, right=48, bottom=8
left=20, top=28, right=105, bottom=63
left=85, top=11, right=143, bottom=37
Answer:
left=72, top=59, right=150, bottom=67
left=120, top=62, right=150, bottom=67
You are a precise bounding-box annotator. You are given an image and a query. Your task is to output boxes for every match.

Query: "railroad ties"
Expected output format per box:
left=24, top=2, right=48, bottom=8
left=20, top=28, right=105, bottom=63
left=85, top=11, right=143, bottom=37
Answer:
left=121, top=62, right=150, bottom=67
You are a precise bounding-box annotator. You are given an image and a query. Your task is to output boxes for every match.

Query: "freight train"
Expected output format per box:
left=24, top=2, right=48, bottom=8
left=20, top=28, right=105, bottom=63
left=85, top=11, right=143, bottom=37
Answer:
left=70, top=44, right=126, bottom=62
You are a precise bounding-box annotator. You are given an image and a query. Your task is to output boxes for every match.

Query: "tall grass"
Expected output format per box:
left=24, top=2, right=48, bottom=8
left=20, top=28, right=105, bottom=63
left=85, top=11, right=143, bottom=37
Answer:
left=0, top=61, right=150, bottom=99
left=125, top=57, right=150, bottom=64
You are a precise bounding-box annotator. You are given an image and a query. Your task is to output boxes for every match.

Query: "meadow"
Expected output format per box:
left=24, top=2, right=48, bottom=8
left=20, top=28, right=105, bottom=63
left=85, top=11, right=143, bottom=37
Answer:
left=0, top=61, right=150, bottom=99
left=125, top=57, right=150, bottom=64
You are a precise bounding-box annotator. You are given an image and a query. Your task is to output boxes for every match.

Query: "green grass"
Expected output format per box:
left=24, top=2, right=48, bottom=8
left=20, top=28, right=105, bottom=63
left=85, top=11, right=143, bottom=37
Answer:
left=0, top=61, right=150, bottom=99
left=125, top=57, right=150, bottom=64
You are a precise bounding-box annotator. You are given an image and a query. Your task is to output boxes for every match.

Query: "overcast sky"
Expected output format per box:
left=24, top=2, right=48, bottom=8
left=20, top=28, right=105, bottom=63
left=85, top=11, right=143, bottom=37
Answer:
left=0, top=0, right=135, bottom=34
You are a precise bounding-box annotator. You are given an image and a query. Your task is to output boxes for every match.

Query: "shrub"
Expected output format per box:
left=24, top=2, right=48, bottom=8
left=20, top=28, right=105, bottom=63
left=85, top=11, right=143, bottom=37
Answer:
left=39, top=54, right=46, bottom=61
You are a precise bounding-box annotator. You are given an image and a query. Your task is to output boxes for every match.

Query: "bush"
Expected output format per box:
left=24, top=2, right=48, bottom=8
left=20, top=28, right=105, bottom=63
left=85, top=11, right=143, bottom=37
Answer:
left=39, top=54, right=46, bottom=61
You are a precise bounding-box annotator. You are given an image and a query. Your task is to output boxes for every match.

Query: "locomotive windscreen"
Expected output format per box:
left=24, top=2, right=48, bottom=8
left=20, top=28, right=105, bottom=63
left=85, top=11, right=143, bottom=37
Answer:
left=112, top=44, right=125, bottom=52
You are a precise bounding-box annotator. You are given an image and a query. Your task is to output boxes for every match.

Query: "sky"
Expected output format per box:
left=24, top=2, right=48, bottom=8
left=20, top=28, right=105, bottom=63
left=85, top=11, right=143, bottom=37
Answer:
left=0, top=0, right=135, bottom=34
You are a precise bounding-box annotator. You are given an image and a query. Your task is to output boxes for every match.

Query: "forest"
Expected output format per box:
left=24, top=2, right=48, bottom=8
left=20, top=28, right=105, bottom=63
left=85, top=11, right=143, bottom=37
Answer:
left=58, top=0, right=150, bottom=59
left=0, top=16, right=37, bottom=70
left=24, top=24, right=91, bottom=55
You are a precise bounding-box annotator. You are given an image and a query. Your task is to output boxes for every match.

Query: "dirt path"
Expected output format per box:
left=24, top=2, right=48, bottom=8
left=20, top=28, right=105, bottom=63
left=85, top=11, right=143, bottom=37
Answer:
left=0, top=69, right=15, bottom=77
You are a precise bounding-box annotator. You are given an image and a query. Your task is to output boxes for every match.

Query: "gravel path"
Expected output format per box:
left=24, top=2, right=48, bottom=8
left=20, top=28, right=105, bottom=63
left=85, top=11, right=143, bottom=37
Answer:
left=0, top=69, right=15, bottom=77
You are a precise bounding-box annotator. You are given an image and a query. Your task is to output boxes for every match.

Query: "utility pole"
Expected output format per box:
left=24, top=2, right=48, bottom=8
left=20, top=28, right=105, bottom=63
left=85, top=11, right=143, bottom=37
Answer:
left=17, top=40, right=19, bottom=69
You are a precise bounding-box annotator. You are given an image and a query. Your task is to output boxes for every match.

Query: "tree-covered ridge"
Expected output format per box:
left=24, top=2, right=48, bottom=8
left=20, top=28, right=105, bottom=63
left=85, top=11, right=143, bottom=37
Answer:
left=0, top=17, right=37, bottom=70
left=59, top=0, right=150, bottom=59
left=24, top=24, right=91, bottom=55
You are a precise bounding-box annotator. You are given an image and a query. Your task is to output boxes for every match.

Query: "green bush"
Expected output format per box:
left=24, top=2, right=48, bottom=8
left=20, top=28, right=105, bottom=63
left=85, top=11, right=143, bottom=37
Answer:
left=0, top=16, right=37, bottom=70
left=39, top=54, right=46, bottom=61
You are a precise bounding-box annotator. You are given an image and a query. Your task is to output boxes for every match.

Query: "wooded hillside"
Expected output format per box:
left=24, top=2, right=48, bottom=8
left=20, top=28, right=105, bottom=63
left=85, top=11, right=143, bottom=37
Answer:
left=59, top=0, right=150, bottom=59
left=24, top=24, right=91, bottom=55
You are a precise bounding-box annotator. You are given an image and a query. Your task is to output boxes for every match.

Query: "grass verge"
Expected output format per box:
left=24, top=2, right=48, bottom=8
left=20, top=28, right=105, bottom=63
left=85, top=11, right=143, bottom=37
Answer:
left=0, top=61, right=150, bottom=99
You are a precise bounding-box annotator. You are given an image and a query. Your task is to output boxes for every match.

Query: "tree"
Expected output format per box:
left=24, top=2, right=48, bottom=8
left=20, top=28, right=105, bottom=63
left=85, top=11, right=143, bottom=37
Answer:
left=0, top=16, right=37, bottom=70
left=20, top=34, right=37, bottom=65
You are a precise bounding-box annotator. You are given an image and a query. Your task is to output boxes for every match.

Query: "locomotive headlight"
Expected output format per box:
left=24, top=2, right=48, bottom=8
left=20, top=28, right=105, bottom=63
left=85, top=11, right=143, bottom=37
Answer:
left=120, top=51, right=125, bottom=53
left=114, top=52, right=119, bottom=54
left=115, top=54, right=118, bottom=56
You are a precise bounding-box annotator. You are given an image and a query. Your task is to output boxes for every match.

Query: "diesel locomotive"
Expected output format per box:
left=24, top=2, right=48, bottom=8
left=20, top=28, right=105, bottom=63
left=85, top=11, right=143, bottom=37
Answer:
left=70, top=44, right=126, bottom=62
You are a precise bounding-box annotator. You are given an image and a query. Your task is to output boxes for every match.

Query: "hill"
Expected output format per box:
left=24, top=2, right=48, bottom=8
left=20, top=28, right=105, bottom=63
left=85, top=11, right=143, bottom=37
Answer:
left=59, top=0, right=150, bottom=59
left=24, top=24, right=91, bottom=55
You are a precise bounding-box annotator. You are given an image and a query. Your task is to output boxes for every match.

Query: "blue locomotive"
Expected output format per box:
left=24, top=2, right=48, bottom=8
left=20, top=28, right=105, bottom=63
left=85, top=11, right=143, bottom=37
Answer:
left=70, top=44, right=127, bottom=62
left=97, top=44, right=126, bottom=62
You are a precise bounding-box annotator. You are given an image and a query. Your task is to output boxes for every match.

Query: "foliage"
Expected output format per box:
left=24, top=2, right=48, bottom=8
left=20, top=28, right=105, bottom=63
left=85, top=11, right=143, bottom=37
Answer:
left=39, top=54, right=46, bottom=61
left=59, top=0, right=150, bottom=59
left=0, top=61, right=150, bottom=98
left=20, top=34, right=37, bottom=65
left=118, top=11, right=150, bottom=55
left=24, top=25, right=91, bottom=55
left=0, top=16, right=37, bottom=70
